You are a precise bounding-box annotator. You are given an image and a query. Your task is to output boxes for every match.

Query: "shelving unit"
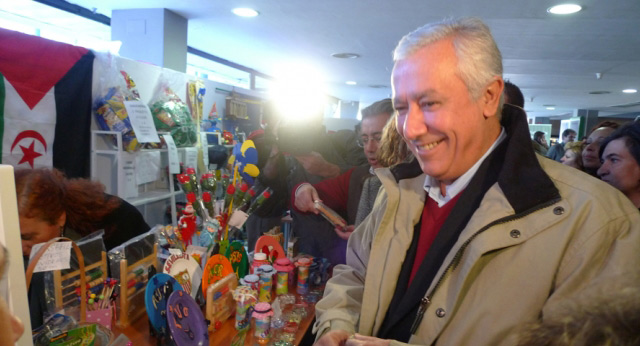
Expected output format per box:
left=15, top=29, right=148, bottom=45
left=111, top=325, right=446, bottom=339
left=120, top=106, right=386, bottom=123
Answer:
left=90, top=130, right=182, bottom=226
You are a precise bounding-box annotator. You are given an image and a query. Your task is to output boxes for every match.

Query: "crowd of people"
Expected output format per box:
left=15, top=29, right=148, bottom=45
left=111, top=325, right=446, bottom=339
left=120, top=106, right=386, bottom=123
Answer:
left=540, top=121, right=640, bottom=209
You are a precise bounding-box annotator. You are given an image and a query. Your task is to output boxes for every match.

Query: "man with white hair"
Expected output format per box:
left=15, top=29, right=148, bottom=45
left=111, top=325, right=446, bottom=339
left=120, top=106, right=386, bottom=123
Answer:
left=314, top=17, right=640, bottom=345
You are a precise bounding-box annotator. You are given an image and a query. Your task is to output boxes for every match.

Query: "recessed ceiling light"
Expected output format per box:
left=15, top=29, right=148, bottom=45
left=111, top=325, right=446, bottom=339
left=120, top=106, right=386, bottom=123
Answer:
left=232, top=8, right=259, bottom=17
left=346, top=81, right=357, bottom=85
left=589, top=90, right=611, bottom=95
left=623, top=89, right=638, bottom=94
left=331, top=53, right=360, bottom=59
left=546, top=107, right=556, bottom=110
left=547, top=4, right=582, bottom=15
left=368, top=84, right=388, bottom=89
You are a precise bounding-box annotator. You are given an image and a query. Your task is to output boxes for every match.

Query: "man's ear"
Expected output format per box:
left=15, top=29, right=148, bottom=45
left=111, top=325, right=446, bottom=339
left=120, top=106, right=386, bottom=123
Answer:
left=481, top=77, right=504, bottom=119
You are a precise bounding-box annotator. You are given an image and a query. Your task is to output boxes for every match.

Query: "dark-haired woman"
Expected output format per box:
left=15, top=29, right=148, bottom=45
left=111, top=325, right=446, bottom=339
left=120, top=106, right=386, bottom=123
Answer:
left=15, top=168, right=150, bottom=256
left=598, top=122, right=640, bottom=209
left=15, top=168, right=150, bottom=328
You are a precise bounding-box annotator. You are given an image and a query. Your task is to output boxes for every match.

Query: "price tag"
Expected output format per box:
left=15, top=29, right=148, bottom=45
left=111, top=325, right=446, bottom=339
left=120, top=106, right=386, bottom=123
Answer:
left=228, top=210, right=249, bottom=228
left=200, top=132, right=209, bottom=168
left=184, top=147, right=198, bottom=171
left=163, top=134, right=180, bottom=174
left=121, top=152, right=138, bottom=198
left=136, top=151, right=161, bottom=185
left=30, top=241, right=72, bottom=273
left=123, top=100, right=161, bottom=143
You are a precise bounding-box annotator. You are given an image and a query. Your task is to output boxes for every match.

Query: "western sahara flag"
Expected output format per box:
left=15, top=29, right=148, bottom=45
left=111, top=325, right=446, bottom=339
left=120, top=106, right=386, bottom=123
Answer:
left=0, top=28, right=94, bottom=178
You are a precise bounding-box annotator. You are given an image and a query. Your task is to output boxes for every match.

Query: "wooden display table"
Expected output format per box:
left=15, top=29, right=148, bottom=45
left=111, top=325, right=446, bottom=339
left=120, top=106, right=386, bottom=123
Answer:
left=115, top=299, right=315, bottom=345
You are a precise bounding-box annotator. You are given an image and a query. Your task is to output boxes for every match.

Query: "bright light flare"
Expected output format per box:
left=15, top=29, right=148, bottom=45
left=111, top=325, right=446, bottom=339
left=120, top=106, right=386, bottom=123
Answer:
left=269, top=64, right=327, bottom=124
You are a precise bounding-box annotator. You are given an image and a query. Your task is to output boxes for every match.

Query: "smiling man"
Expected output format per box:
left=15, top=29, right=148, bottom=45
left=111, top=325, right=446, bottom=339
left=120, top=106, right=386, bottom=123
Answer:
left=314, top=17, right=640, bottom=346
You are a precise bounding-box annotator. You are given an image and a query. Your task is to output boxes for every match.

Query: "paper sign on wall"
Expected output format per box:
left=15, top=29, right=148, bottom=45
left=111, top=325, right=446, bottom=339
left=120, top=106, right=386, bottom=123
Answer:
left=121, top=152, right=138, bottom=199
left=200, top=132, right=209, bottom=168
left=123, top=100, right=161, bottom=143
left=184, top=147, right=198, bottom=171
left=135, top=151, right=162, bottom=185
left=163, top=134, right=180, bottom=174
left=30, top=241, right=72, bottom=273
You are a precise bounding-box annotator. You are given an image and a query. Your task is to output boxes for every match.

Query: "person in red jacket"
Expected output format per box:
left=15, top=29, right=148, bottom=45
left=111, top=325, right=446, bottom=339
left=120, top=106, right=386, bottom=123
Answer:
left=293, top=99, right=393, bottom=242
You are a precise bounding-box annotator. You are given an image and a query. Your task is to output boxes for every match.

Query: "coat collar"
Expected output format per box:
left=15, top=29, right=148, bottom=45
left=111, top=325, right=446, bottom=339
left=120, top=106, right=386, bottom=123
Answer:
left=390, top=104, right=560, bottom=214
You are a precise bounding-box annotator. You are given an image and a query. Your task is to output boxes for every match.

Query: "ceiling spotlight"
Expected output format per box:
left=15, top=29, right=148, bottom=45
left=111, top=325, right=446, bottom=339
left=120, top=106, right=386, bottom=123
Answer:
left=547, top=4, right=582, bottom=15
left=546, top=107, right=556, bottom=110
left=623, top=89, right=638, bottom=94
left=346, top=81, right=357, bottom=85
left=232, top=8, right=259, bottom=17
left=331, top=53, right=360, bottom=59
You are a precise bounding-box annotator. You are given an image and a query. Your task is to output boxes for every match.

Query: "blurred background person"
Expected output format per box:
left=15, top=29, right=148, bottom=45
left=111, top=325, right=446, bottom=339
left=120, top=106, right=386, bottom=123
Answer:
left=560, top=141, right=584, bottom=170
left=354, top=113, right=413, bottom=226
left=293, top=99, right=393, bottom=263
left=598, top=122, right=640, bottom=209
left=517, top=276, right=640, bottom=346
left=532, top=131, right=549, bottom=155
left=503, top=80, right=525, bottom=109
left=582, top=121, right=620, bottom=177
left=547, top=128, right=577, bottom=162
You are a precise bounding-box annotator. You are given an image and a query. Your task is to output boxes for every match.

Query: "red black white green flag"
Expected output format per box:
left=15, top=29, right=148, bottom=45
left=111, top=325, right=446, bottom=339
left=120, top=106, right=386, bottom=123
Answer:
left=0, top=28, right=94, bottom=178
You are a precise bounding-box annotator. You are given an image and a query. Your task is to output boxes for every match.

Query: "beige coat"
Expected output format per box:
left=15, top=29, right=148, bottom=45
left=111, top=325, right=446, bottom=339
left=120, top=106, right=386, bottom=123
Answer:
left=314, top=157, right=640, bottom=345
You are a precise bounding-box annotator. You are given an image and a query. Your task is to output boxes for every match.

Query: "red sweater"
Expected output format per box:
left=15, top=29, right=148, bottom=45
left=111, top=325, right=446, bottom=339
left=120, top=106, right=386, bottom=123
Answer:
left=409, top=193, right=463, bottom=285
left=291, top=167, right=355, bottom=215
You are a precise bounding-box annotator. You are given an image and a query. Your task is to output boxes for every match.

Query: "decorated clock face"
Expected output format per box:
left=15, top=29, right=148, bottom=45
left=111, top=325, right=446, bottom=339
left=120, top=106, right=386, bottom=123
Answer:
left=201, top=254, right=233, bottom=299
left=225, top=240, right=249, bottom=278
left=145, top=273, right=184, bottom=333
left=255, top=235, right=286, bottom=263
left=163, top=253, right=203, bottom=299
left=166, top=290, right=208, bottom=346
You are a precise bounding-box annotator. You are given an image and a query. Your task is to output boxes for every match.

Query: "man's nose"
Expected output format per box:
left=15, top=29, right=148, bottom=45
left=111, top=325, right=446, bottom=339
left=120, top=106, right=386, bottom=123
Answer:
left=403, top=107, right=427, bottom=139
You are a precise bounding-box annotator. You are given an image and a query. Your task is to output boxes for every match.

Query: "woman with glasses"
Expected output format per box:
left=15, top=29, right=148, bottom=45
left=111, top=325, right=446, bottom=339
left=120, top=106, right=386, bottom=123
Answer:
left=598, top=122, right=640, bottom=209
left=581, top=121, right=620, bottom=176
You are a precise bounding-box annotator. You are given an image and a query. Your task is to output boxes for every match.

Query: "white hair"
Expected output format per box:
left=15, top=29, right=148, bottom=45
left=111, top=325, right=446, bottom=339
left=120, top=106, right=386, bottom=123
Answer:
left=394, top=17, right=503, bottom=100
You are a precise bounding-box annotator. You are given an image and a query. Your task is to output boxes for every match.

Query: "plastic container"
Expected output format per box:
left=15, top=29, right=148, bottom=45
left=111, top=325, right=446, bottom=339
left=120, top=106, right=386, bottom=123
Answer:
left=273, top=258, right=295, bottom=295
left=251, top=252, right=269, bottom=274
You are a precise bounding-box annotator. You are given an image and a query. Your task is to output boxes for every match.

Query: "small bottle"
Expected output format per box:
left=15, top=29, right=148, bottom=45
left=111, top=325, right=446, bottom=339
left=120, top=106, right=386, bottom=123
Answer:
left=252, top=302, right=274, bottom=345
left=295, top=258, right=312, bottom=295
left=251, top=252, right=269, bottom=274
left=273, top=258, right=295, bottom=295
left=257, top=264, right=276, bottom=302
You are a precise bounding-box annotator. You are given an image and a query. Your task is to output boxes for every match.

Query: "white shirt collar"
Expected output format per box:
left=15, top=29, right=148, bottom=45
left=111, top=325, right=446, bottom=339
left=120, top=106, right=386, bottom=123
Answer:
left=424, top=127, right=506, bottom=207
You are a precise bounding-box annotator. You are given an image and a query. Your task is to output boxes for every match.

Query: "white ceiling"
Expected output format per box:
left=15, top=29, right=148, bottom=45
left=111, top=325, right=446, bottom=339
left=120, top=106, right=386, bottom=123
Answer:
left=15, top=0, right=640, bottom=118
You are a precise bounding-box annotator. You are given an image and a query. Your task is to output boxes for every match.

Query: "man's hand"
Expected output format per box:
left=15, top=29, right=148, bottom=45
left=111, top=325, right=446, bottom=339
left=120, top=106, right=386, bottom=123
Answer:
left=335, top=225, right=355, bottom=240
left=295, top=183, right=320, bottom=214
left=346, top=334, right=391, bottom=346
left=314, top=330, right=351, bottom=346
left=295, top=151, right=341, bottom=178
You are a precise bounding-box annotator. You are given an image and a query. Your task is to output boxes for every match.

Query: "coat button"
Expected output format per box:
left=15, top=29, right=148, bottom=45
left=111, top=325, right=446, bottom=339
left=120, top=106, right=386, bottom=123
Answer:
left=435, top=308, right=446, bottom=318
left=553, top=206, right=564, bottom=215
left=510, top=229, right=521, bottom=238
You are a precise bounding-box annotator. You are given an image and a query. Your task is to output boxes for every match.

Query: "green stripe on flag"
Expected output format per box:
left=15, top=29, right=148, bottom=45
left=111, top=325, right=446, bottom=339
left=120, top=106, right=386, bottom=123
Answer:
left=0, top=72, right=4, bottom=158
